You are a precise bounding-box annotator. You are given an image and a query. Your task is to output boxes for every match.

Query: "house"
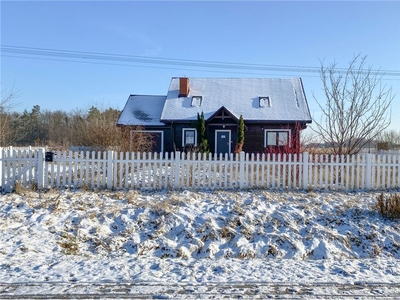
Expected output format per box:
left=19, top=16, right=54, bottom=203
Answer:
left=117, top=77, right=312, bottom=154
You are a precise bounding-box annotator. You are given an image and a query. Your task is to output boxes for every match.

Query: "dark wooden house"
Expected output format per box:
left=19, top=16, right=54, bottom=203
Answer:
left=117, top=77, right=312, bottom=154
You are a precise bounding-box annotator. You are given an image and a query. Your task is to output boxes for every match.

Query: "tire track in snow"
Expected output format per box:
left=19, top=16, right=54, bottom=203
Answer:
left=0, top=281, right=400, bottom=299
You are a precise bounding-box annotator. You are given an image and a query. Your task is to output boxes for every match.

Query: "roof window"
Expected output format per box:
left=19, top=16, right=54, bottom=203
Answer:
left=259, top=96, right=271, bottom=108
left=191, top=96, right=202, bottom=107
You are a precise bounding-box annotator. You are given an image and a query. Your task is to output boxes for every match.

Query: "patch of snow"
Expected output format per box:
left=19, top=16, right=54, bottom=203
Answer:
left=161, top=78, right=312, bottom=122
left=117, top=95, right=166, bottom=126
left=1, top=189, right=400, bottom=297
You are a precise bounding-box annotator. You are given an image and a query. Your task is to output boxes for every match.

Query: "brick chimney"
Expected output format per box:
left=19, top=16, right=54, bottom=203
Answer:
left=179, top=77, right=190, bottom=97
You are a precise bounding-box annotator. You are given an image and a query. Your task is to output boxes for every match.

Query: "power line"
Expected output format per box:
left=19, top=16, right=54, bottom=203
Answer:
left=8, top=54, right=400, bottom=81
left=1, top=54, right=324, bottom=78
left=2, top=45, right=400, bottom=78
left=1, top=45, right=323, bottom=73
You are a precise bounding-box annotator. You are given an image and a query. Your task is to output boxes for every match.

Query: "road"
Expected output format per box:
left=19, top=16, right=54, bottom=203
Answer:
left=1, top=281, right=400, bottom=299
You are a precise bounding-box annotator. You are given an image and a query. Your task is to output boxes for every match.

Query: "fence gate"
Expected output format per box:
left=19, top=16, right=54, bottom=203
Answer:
left=0, top=148, right=44, bottom=193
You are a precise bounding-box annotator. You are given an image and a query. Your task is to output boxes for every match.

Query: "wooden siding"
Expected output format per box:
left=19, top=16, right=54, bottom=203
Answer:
left=127, top=122, right=304, bottom=154
left=242, top=124, right=301, bottom=154
left=171, top=123, right=197, bottom=152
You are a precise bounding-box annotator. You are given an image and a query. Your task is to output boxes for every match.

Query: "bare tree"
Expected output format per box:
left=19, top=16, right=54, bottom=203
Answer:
left=0, top=88, right=23, bottom=146
left=73, top=107, right=154, bottom=152
left=377, top=130, right=400, bottom=150
left=312, top=55, right=394, bottom=155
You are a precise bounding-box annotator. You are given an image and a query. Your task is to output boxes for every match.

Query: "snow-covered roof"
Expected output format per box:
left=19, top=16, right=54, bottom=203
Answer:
left=117, top=95, right=166, bottom=126
left=160, top=77, right=311, bottom=123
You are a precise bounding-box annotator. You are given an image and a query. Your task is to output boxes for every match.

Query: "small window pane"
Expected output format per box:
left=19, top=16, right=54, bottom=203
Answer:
left=185, top=130, right=195, bottom=145
left=278, top=132, right=288, bottom=146
left=191, top=96, right=202, bottom=107
left=267, top=132, right=277, bottom=146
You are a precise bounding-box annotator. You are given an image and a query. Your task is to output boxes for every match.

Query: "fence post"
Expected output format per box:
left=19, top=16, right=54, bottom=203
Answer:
left=302, top=152, right=309, bottom=190
left=174, top=151, right=181, bottom=189
left=239, top=151, right=245, bottom=189
left=107, top=150, right=114, bottom=190
left=37, top=148, right=45, bottom=190
left=365, top=153, right=372, bottom=190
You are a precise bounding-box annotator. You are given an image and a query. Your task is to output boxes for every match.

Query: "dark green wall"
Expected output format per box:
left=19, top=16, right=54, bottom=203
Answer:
left=141, top=122, right=304, bottom=154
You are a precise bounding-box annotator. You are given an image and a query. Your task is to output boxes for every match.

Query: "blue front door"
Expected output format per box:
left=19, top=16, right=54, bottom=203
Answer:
left=215, top=130, right=231, bottom=154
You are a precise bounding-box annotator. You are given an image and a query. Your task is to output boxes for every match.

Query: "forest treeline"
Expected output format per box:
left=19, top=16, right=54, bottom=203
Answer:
left=0, top=105, right=153, bottom=152
left=1, top=103, right=400, bottom=153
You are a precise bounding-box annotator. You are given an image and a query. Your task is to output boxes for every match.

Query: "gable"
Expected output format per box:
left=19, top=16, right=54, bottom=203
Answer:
left=207, top=106, right=239, bottom=124
left=160, top=78, right=312, bottom=123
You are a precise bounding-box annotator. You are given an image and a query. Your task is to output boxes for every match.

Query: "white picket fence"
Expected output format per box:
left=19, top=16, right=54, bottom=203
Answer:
left=1, top=147, right=400, bottom=192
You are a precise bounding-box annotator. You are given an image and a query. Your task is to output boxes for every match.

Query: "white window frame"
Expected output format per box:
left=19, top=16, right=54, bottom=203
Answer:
left=130, top=130, right=164, bottom=152
left=182, top=128, right=197, bottom=147
left=215, top=129, right=231, bottom=154
left=264, top=129, right=291, bottom=147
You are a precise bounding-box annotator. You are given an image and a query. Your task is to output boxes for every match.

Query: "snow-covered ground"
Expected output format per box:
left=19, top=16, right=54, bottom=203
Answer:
left=1, top=188, right=400, bottom=298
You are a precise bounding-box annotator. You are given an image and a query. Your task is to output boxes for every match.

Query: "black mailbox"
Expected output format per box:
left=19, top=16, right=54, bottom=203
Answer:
left=45, top=151, right=54, bottom=162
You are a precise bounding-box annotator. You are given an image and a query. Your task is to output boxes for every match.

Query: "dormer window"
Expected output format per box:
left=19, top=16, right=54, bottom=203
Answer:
left=191, top=96, right=202, bottom=107
left=259, top=96, right=271, bottom=108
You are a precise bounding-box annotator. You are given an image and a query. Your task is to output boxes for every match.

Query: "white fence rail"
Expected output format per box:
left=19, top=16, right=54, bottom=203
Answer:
left=1, top=148, right=400, bottom=192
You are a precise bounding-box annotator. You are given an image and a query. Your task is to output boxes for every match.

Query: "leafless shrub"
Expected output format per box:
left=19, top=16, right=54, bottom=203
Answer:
left=72, top=106, right=154, bottom=152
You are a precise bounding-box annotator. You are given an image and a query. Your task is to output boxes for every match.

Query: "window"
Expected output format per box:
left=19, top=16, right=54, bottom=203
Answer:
left=182, top=128, right=197, bottom=146
left=264, top=129, right=290, bottom=147
left=191, top=96, right=202, bottom=107
left=259, top=96, right=271, bottom=108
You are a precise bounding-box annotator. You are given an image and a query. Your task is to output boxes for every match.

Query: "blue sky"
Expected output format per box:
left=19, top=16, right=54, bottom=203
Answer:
left=1, top=1, right=400, bottom=130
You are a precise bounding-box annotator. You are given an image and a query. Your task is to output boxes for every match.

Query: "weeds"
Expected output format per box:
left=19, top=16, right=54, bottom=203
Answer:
left=377, top=193, right=400, bottom=219
left=30, top=181, right=38, bottom=192
left=266, top=245, right=279, bottom=257
left=220, top=226, right=235, bottom=240
left=152, top=195, right=181, bottom=215
left=239, top=248, right=256, bottom=259
left=14, top=182, right=25, bottom=195
left=80, top=183, right=92, bottom=192
left=14, top=181, right=38, bottom=194
left=59, top=233, right=79, bottom=255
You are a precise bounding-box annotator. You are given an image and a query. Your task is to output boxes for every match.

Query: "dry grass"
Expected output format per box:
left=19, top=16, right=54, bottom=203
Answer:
left=14, top=180, right=39, bottom=194
left=151, top=194, right=182, bottom=215
left=58, top=233, right=79, bottom=255
left=14, top=181, right=27, bottom=195
left=377, top=193, right=400, bottom=219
